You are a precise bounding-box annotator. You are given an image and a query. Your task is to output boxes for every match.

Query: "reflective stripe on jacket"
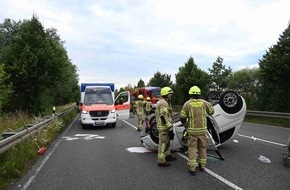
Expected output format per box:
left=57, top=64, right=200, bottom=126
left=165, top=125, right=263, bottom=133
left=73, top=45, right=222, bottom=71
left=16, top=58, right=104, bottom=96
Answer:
left=155, top=98, right=172, bottom=132
left=180, top=99, right=214, bottom=135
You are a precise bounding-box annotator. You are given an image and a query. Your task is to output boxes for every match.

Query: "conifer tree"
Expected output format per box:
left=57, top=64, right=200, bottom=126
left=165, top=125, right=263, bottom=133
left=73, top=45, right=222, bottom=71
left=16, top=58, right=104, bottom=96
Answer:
left=257, top=23, right=290, bottom=112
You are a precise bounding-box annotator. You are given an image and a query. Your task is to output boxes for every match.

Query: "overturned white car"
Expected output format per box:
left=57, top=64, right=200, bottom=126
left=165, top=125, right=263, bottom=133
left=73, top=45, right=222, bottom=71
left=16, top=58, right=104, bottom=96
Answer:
left=140, top=91, right=246, bottom=160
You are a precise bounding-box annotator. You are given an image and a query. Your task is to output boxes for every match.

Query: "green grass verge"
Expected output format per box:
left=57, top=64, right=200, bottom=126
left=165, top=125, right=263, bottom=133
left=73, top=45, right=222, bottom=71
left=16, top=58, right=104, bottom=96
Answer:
left=244, top=115, right=290, bottom=128
left=0, top=107, right=78, bottom=190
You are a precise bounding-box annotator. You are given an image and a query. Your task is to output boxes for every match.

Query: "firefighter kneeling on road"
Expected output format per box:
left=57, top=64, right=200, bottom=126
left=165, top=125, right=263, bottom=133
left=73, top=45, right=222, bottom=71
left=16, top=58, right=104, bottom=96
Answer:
left=135, top=94, right=145, bottom=131
left=156, top=87, right=176, bottom=167
left=180, top=86, right=214, bottom=176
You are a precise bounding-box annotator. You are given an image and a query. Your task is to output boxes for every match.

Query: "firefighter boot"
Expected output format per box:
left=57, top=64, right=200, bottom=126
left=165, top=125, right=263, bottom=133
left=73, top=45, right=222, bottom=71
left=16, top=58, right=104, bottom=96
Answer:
left=198, top=164, right=205, bottom=172
left=188, top=170, right=196, bottom=176
left=166, top=155, right=177, bottom=162
left=158, top=162, right=171, bottom=167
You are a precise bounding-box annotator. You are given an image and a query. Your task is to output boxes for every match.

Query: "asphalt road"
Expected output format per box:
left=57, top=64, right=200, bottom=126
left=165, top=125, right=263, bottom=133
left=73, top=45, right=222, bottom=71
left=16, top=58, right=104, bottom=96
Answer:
left=10, top=113, right=290, bottom=190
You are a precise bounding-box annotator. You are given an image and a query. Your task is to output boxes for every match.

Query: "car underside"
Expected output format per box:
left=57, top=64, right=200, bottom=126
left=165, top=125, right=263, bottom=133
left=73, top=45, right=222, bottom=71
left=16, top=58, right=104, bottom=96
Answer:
left=140, top=90, right=247, bottom=160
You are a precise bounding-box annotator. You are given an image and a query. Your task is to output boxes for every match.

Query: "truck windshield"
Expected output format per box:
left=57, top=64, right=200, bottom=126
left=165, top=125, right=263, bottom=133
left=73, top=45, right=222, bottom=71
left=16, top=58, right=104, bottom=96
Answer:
left=84, top=88, right=113, bottom=105
left=152, top=88, right=160, bottom=98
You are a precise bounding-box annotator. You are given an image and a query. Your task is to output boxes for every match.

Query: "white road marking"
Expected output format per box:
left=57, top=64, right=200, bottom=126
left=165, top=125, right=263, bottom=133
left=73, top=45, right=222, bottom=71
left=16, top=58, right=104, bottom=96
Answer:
left=238, top=134, right=286, bottom=146
left=21, top=115, right=79, bottom=190
left=62, top=137, right=79, bottom=141
left=127, top=147, right=153, bottom=153
left=122, top=120, right=137, bottom=130
left=62, top=134, right=105, bottom=140
left=176, top=152, right=243, bottom=190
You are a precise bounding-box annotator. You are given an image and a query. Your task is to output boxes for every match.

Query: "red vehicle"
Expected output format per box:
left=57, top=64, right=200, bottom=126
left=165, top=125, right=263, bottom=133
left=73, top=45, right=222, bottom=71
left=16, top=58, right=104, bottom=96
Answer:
left=130, top=86, right=161, bottom=112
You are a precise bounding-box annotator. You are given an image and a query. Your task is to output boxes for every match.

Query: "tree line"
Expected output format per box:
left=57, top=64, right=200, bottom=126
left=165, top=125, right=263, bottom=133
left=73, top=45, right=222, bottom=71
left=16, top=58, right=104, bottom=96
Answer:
left=1, top=14, right=289, bottom=114
left=119, top=23, right=290, bottom=113
left=0, top=14, right=80, bottom=115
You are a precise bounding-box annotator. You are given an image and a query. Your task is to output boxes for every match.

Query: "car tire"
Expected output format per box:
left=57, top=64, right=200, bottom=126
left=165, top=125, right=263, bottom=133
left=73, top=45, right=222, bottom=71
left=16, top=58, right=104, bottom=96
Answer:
left=205, top=91, right=220, bottom=103
left=149, top=115, right=156, bottom=128
left=149, top=121, right=159, bottom=144
left=219, top=91, right=243, bottom=114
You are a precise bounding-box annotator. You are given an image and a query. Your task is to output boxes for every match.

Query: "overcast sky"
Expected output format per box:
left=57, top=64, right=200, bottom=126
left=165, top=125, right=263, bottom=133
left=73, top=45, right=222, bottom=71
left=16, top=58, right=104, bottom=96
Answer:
left=1, top=0, right=289, bottom=90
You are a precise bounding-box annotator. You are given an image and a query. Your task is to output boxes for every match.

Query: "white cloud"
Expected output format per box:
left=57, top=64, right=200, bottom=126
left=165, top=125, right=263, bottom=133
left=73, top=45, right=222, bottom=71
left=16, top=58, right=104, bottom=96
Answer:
left=1, top=0, right=289, bottom=89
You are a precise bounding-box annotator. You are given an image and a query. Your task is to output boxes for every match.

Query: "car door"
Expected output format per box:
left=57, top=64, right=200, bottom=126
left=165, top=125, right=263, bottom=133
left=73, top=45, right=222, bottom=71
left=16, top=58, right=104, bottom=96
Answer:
left=115, top=91, right=130, bottom=120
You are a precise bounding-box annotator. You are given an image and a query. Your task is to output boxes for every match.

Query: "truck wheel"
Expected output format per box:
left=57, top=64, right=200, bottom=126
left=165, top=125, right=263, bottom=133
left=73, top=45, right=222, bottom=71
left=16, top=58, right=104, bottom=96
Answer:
left=149, top=121, right=159, bottom=144
left=219, top=91, right=243, bottom=114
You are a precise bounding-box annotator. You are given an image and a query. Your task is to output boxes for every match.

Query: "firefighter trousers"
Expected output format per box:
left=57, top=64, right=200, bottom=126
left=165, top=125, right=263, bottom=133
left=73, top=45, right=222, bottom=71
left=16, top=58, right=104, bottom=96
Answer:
left=137, top=113, right=144, bottom=130
left=187, top=133, right=209, bottom=171
left=157, top=131, right=171, bottom=163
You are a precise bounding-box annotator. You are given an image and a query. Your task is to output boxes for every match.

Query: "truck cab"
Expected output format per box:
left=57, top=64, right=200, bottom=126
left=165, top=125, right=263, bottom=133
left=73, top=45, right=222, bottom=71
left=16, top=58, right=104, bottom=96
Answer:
left=129, top=86, right=160, bottom=113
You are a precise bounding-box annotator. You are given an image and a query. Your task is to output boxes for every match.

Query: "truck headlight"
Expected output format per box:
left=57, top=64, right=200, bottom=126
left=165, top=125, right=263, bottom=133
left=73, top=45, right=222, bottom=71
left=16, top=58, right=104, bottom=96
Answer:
left=82, top=110, right=88, bottom=114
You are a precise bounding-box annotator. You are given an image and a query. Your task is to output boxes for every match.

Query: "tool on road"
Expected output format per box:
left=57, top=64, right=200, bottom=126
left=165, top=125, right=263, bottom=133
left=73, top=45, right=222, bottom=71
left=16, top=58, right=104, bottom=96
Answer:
left=282, top=147, right=290, bottom=168
left=16, top=110, right=47, bottom=155
left=282, top=137, right=290, bottom=168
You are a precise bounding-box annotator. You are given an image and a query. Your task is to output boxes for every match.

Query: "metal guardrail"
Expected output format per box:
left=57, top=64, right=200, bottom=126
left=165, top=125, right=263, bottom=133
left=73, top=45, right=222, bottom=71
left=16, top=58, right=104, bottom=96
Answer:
left=246, top=110, right=290, bottom=119
left=172, top=105, right=290, bottom=119
left=0, top=107, right=75, bottom=154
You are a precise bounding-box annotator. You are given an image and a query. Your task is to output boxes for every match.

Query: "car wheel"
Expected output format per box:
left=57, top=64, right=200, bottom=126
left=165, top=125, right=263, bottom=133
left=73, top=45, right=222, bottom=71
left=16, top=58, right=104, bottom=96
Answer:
left=219, top=91, right=243, bottom=114
left=111, top=122, right=116, bottom=128
left=149, top=115, right=156, bottom=127
left=205, top=91, right=220, bottom=103
left=149, top=121, right=159, bottom=144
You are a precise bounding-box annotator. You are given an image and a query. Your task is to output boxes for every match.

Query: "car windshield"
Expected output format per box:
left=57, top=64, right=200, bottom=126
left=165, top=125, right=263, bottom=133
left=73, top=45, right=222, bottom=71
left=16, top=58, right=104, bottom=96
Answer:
left=84, top=88, right=113, bottom=105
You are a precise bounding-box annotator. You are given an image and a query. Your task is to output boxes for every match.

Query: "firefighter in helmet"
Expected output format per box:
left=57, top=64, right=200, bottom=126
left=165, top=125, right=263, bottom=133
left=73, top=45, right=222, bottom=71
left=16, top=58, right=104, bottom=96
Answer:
left=156, top=87, right=176, bottom=167
left=135, top=94, right=145, bottom=131
left=180, top=86, right=214, bottom=176
left=145, top=97, right=152, bottom=119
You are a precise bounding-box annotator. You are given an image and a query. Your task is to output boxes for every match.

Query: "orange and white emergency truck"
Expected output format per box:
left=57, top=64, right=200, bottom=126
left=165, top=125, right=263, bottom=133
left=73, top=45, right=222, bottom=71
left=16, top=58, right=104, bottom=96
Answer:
left=79, top=83, right=130, bottom=129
